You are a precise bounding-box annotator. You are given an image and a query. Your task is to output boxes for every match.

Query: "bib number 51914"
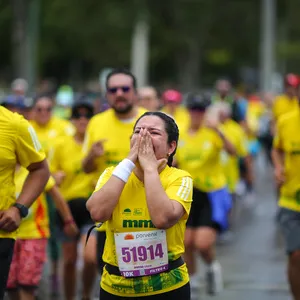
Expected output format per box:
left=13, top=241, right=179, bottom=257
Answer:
left=121, top=243, right=164, bottom=263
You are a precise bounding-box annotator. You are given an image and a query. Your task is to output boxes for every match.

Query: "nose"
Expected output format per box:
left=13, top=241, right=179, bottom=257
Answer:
left=116, top=88, right=124, bottom=97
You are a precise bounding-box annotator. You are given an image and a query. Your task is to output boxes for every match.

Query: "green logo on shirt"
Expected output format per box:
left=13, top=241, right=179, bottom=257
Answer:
left=123, top=219, right=155, bottom=228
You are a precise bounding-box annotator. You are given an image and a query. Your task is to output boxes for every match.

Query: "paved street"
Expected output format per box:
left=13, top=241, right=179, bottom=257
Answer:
left=5, top=154, right=292, bottom=300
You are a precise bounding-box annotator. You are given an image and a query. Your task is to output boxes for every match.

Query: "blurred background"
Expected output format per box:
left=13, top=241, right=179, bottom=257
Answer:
left=0, top=0, right=297, bottom=100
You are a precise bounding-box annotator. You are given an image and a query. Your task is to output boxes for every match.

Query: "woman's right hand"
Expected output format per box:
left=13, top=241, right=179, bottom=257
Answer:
left=127, top=133, right=141, bottom=164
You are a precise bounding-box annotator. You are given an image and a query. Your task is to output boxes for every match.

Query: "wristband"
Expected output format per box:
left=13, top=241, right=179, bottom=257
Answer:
left=112, top=159, right=135, bottom=183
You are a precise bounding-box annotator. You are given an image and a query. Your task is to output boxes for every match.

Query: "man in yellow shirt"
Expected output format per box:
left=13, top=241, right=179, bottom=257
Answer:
left=138, top=86, right=161, bottom=111
left=82, top=68, right=147, bottom=274
left=272, top=73, right=299, bottom=123
left=272, top=104, right=300, bottom=300
left=0, top=106, right=49, bottom=299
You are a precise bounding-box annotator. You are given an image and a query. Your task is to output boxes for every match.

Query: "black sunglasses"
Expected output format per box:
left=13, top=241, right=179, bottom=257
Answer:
left=107, top=86, right=131, bottom=94
left=72, top=112, right=93, bottom=119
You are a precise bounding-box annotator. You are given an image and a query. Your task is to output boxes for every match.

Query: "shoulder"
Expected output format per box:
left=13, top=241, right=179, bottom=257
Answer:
left=90, top=109, right=113, bottom=125
left=162, top=166, right=192, bottom=182
left=277, top=110, right=299, bottom=128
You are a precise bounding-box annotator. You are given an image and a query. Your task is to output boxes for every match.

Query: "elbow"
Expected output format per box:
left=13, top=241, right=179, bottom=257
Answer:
left=151, top=216, right=176, bottom=230
left=86, top=197, right=108, bottom=223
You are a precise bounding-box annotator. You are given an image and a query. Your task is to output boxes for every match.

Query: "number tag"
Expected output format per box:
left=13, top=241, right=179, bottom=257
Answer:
left=114, top=230, right=168, bottom=277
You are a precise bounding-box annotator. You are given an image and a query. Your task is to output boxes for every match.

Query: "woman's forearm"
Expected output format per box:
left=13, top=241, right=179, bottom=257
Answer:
left=86, top=176, right=125, bottom=222
left=144, top=168, right=183, bottom=229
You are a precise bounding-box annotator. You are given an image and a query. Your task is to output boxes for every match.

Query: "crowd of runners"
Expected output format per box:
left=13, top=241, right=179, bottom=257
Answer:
left=0, top=69, right=300, bottom=300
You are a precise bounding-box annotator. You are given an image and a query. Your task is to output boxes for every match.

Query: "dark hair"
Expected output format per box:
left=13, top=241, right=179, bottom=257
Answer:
left=133, top=111, right=179, bottom=167
left=33, top=93, right=55, bottom=106
left=105, top=68, right=137, bottom=90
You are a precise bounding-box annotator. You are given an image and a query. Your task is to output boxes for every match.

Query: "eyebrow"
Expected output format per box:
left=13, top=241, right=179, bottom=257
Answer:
left=135, top=127, right=162, bottom=132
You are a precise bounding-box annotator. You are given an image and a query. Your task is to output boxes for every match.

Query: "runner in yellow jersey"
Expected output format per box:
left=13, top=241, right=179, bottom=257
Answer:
left=272, top=73, right=299, bottom=123
left=161, top=89, right=189, bottom=131
left=0, top=106, right=49, bottom=299
left=176, top=93, right=235, bottom=296
left=30, top=94, right=75, bottom=293
left=217, top=103, right=250, bottom=196
left=82, top=69, right=147, bottom=274
left=272, top=104, right=300, bottom=300
left=87, top=111, right=193, bottom=299
left=49, top=101, right=98, bottom=300
left=6, top=168, right=77, bottom=300
left=138, top=86, right=161, bottom=111
left=30, top=95, right=75, bottom=155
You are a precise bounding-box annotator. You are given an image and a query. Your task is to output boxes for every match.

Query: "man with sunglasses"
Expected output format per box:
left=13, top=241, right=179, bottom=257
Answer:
left=82, top=68, right=146, bottom=274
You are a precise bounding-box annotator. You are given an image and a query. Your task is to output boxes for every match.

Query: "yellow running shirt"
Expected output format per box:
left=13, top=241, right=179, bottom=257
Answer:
left=0, top=106, right=46, bottom=239
left=49, top=135, right=96, bottom=201
left=272, top=94, right=298, bottom=122
left=84, top=108, right=147, bottom=172
left=15, top=167, right=55, bottom=239
left=31, top=116, right=74, bottom=155
left=94, top=166, right=193, bottom=297
left=176, top=127, right=226, bottom=192
left=273, top=109, right=300, bottom=212
left=220, top=119, right=248, bottom=193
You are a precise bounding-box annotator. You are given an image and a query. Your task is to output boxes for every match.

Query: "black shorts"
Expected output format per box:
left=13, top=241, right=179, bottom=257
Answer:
left=99, top=282, right=190, bottom=300
left=186, top=188, right=221, bottom=232
left=0, top=238, right=15, bottom=299
left=56, top=198, right=94, bottom=241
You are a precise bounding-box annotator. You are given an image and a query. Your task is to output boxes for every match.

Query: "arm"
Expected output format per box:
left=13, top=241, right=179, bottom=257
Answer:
left=143, top=168, right=186, bottom=229
left=82, top=140, right=106, bottom=174
left=217, top=129, right=237, bottom=156
left=87, top=132, right=140, bottom=221
left=87, top=174, right=126, bottom=222
left=17, top=159, right=50, bottom=208
left=48, top=185, right=79, bottom=237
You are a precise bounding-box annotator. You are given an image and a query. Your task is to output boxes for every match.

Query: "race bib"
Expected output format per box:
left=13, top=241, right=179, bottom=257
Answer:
left=114, top=230, right=168, bottom=278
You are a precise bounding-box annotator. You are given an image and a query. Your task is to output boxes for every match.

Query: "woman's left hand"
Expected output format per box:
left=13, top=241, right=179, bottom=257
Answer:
left=138, top=129, right=167, bottom=172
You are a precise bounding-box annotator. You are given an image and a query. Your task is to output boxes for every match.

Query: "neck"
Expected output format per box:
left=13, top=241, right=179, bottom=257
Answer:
left=115, top=106, right=138, bottom=120
left=166, top=106, right=176, bottom=116
left=189, top=120, right=203, bottom=133
left=74, top=132, right=85, bottom=143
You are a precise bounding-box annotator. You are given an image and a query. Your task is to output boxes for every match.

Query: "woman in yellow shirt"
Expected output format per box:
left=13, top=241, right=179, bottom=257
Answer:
left=87, top=112, right=193, bottom=299
left=49, top=101, right=97, bottom=300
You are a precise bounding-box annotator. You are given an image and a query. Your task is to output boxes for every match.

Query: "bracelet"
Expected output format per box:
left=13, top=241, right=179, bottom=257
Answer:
left=64, top=219, right=75, bottom=226
left=112, top=159, right=135, bottom=183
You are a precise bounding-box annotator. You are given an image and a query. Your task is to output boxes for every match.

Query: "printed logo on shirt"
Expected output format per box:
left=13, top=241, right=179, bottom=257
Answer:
left=133, top=208, right=143, bottom=216
left=123, top=219, right=156, bottom=228
left=122, top=208, right=132, bottom=216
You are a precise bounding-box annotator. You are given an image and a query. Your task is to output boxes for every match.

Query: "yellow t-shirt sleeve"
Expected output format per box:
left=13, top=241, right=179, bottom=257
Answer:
left=15, top=117, right=46, bottom=168
left=45, top=175, right=56, bottom=192
left=82, top=119, right=95, bottom=156
left=237, top=131, right=249, bottom=157
left=94, top=167, right=114, bottom=192
left=165, top=175, right=193, bottom=218
left=273, top=119, right=283, bottom=149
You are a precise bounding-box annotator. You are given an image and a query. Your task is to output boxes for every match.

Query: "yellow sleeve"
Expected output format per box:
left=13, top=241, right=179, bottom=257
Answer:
left=15, top=117, right=46, bottom=168
left=94, top=167, right=114, bottom=192
left=48, top=139, right=62, bottom=173
left=237, top=130, right=249, bottom=157
left=165, top=175, right=193, bottom=218
left=45, top=175, right=56, bottom=192
left=82, top=118, right=95, bottom=156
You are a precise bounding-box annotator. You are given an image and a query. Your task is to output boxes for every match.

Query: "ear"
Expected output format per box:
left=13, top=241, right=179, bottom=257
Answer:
left=168, top=141, right=177, bottom=156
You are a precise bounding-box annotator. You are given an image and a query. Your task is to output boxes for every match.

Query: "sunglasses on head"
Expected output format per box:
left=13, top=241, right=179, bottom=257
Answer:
left=107, top=86, right=131, bottom=94
left=72, top=111, right=93, bottom=119
left=36, top=106, right=52, bottom=112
